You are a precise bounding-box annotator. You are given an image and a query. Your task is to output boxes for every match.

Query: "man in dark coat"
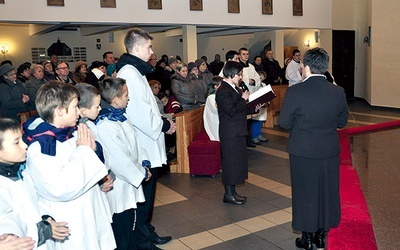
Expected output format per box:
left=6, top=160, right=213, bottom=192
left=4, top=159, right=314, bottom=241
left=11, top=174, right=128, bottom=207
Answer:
left=209, top=53, right=224, bottom=76
left=278, top=47, right=348, bottom=250
left=262, top=49, right=282, bottom=85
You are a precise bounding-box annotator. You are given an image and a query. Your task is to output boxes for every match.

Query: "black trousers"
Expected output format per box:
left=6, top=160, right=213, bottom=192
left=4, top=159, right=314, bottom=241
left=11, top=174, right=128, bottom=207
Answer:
left=133, top=168, right=158, bottom=249
left=111, top=208, right=136, bottom=250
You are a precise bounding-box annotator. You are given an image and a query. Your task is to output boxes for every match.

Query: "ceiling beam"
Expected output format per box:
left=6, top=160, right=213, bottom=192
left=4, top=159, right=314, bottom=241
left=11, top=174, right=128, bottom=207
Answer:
left=202, top=28, right=269, bottom=37
left=165, top=28, right=182, bottom=37
left=29, top=23, right=70, bottom=36
left=79, top=25, right=125, bottom=36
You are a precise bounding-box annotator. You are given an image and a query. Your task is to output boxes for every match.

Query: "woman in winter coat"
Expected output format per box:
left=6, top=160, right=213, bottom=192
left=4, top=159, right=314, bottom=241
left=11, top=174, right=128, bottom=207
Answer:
left=170, top=62, right=200, bottom=111
left=25, top=64, right=47, bottom=105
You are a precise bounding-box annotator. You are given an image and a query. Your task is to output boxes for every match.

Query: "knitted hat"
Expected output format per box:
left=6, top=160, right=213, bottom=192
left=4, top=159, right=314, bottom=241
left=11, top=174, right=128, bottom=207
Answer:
left=195, top=58, right=205, bottom=67
left=187, top=62, right=197, bottom=72
left=168, top=57, right=177, bottom=65
left=74, top=61, right=87, bottom=71
left=0, top=63, right=15, bottom=76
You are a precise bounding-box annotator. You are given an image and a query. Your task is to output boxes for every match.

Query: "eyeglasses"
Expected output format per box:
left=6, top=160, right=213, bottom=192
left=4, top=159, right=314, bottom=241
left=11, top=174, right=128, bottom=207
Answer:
left=57, top=67, right=69, bottom=70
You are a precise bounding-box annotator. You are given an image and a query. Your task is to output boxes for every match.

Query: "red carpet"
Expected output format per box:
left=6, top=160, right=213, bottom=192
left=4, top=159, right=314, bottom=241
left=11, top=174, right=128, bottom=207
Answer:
left=327, top=120, right=400, bottom=249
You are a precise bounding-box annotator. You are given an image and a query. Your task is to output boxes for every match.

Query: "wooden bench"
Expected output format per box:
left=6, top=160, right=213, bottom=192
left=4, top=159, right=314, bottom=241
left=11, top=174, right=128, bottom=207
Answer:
left=170, top=106, right=205, bottom=173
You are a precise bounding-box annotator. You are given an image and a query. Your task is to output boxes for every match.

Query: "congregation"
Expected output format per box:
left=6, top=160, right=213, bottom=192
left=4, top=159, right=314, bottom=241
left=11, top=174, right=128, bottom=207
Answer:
left=0, top=27, right=311, bottom=250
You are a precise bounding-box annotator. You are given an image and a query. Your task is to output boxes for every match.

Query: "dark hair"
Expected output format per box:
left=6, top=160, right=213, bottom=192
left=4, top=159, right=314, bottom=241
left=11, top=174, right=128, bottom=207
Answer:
left=223, top=61, right=243, bottom=79
left=161, top=54, right=168, bottom=63
left=75, top=83, right=100, bottom=109
left=35, top=81, right=79, bottom=123
left=212, top=76, right=223, bottom=87
left=292, top=49, right=301, bottom=56
left=303, top=47, right=329, bottom=74
left=225, top=50, right=239, bottom=61
left=253, top=56, right=262, bottom=62
left=99, top=78, right=127, bottom=104
left=124, top=28, right=153, bottom=53
left=238, top=47, right=248, bottom=54
left=158, top=92, right=168, bottom=100
left=89, top=61, right=106, bottom=71
left=0, top=118, right=20, bottom=150
left=102, top=51, right=113, bottom=60
left=209, top=76, right=223, bottom=94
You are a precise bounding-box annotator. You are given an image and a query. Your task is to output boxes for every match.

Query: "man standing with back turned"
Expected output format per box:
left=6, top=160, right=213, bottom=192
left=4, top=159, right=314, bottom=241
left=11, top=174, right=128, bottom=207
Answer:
left=116, top=28, right=175, bottom=250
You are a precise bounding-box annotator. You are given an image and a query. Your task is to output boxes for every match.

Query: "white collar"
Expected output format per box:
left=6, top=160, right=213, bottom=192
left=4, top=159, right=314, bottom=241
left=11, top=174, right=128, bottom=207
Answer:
left=302, top=74, right=326, bottom=82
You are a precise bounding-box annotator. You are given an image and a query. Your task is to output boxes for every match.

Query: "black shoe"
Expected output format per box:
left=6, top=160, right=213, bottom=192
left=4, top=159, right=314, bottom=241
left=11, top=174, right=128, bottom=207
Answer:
left=223, top=185, right=245, bottom=205
left=152, top=235, right=172, bottom=245
left=234, top=193, right=247, bottom=202
left=231, top=186, right=247, bottom=202
left=223, top=194, right=245, bottom=205
left=247, top=143, right=256, bottom=148
left=295, top=232, right=313, bottom=250
left=313, top=230, right=325, bottom=249
left=234, top=192, right=247, bottom=202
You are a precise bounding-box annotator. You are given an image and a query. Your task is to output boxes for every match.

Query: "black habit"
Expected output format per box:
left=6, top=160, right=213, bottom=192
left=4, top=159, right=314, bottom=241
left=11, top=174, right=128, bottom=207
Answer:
left=216, top=81, right=250, bottom=185
left=278, top=75, right=348, bottom=232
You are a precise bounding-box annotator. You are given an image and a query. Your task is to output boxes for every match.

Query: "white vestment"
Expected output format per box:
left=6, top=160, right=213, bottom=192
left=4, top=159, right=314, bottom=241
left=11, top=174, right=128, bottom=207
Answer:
left=203, top=94, right=220, bottom=141
left=96, top=114, right=146, bottom=214
left=117, top=65, right=167, bottom=168
left=24, top=122, right=116, bottom=250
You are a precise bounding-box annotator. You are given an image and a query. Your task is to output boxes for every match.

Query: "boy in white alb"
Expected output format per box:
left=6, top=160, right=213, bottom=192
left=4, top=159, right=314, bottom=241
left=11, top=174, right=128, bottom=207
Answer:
left=95, top=78, right=151, bottom=249
left=0, top=118, right=70, bottom=250
left=22, top=81, right=116, bottom=250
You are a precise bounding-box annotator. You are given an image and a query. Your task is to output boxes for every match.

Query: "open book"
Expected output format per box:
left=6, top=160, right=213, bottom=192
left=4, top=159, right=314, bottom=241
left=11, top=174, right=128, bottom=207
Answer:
left=246, top=84, right=276, bottom=110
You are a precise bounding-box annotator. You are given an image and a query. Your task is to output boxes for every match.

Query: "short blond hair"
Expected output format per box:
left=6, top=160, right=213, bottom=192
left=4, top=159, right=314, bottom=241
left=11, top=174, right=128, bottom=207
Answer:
left=35, top=81, right=79, bottom=123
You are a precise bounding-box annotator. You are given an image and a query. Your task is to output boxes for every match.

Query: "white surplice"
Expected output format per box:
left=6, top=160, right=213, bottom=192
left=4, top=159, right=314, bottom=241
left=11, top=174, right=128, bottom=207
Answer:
left=96, top=114, right=146, bottom=214
left=24, top=134, right=116, bottom=250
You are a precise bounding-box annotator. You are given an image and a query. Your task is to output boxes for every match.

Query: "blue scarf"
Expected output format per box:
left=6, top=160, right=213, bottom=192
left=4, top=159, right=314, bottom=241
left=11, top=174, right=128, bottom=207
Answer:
left=22, top=116, right=75, bottom=156
left=95, top=107, right=127, bottom=124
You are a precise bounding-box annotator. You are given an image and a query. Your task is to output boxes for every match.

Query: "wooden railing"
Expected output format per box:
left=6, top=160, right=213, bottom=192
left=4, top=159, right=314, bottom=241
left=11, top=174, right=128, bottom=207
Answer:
left=170, top=106, right=205, bottom=173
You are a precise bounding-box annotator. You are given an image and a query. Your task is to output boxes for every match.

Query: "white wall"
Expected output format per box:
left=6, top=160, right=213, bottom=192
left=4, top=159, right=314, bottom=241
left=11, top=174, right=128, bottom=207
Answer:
left=0, top=24, right=127, bottom=66
left=0, top=0, right=332, bottom=29
left=370, top=0, right=400, bottom=108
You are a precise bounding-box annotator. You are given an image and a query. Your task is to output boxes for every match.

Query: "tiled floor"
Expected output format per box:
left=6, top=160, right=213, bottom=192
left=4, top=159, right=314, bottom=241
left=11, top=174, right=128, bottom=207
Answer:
left=151, top=100, right=400, bottom=250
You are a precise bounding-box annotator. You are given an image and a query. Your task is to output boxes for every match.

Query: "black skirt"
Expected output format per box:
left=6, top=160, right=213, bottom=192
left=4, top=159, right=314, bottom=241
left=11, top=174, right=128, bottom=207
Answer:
left=290, top=155, right=341, bottom=232
left=220, top=136, right=248, bottom=185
